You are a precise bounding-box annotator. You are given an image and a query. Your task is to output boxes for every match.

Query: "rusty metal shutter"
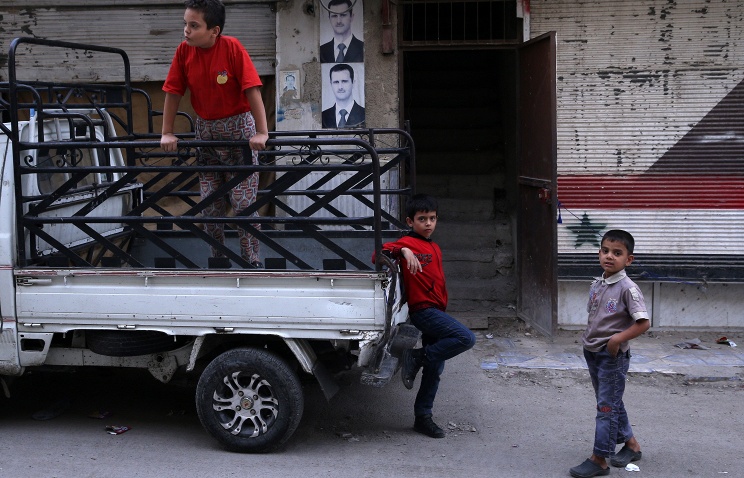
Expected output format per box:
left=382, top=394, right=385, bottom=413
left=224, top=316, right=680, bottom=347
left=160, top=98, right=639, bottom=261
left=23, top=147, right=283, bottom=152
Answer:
left=530, top=0, right=744, bottom=281
left=0, top=2, right=276, bottom=81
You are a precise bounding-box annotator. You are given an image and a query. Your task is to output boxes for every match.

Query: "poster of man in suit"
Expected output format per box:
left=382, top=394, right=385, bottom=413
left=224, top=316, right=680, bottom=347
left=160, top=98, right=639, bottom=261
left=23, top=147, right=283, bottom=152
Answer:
left=319, top=0, right=364, bottom=63
left=322, top=63, right=365, bottom=128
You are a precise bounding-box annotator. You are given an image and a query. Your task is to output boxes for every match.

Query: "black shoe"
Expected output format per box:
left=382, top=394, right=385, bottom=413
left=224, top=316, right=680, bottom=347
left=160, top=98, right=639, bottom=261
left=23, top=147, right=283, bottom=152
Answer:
left=610, top=445, right=642, bottom=467
left=250, top=261, right=264, bottom=269
left=414, top=414, right=445, bottom=438
left=401, top=348, right=423, bottom=390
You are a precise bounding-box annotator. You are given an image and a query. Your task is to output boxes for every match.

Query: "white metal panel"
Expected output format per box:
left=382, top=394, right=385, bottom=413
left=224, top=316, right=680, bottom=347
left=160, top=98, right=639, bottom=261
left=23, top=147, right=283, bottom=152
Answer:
left=14, top=270, right=386, bottom=336
left=656, top=282, right=744, bottom=328
left=531, top=0, right=744, bottom=175
left=532, top=1, right=744, bottom=263
left=0, top=4, right=276, bottom=81
left=558, top=209, right=744, bottom=255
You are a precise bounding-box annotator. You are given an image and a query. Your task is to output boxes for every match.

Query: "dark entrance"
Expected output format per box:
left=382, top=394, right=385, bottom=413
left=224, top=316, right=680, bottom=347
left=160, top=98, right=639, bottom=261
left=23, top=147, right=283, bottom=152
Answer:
left=401, top=38, right=556, bottom=332
left=401, top=49, right=519, bottom=326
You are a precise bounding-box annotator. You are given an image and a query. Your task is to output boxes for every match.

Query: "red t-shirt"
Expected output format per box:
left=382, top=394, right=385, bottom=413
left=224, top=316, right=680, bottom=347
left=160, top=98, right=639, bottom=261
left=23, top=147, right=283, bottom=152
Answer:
left=163, top=35, right=262, bottom=120
left=373, top=233, right=448, bottom=312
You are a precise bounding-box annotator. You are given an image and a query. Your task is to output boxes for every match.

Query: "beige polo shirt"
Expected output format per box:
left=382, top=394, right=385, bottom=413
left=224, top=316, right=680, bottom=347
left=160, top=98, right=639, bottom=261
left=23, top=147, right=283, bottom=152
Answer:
left=582, top=270, right=649, bottom=353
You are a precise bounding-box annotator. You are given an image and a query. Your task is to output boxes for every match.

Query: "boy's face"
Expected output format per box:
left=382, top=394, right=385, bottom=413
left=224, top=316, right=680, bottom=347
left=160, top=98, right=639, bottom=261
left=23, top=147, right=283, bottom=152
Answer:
left=598, top=238, right=633, bottom=277
left=183, top=8, right=219, bottom=49
left=406, top=210, right=437, bottom=239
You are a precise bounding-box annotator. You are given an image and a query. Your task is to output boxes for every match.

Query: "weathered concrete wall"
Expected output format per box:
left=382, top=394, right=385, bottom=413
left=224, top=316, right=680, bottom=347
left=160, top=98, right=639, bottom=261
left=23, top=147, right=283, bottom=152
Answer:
left=274, top=0, right=399, bottom=131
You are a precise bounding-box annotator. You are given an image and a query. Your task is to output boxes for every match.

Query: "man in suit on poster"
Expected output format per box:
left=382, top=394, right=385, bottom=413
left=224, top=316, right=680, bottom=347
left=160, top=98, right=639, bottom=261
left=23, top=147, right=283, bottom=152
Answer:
left=322, top=63, right=365, bottom=128
left=319, top=0, right=364, bottom=63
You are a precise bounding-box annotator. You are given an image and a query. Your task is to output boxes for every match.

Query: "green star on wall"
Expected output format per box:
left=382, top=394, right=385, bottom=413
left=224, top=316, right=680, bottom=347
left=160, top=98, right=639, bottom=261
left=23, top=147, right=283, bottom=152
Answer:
left=566, top=212, right=606, bottom=248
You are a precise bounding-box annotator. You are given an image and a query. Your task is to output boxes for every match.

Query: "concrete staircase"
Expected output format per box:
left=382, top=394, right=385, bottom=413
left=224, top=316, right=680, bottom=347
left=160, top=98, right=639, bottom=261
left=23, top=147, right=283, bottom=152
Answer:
left=416, top=174, right=517, bottom=329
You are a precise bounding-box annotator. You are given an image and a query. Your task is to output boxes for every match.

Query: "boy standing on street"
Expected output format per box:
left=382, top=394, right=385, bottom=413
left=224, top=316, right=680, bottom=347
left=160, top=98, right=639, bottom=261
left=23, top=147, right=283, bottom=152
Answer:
left=570, top=229, right=650, bottom=478
left=160, top=0, right=269, bottom=268
left=373, top=194, right=476, bottom=438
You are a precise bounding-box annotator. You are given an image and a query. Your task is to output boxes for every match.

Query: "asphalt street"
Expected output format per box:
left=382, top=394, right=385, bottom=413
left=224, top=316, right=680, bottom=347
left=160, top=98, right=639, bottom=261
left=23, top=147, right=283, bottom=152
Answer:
left=0, top=326, right=742, bottom=478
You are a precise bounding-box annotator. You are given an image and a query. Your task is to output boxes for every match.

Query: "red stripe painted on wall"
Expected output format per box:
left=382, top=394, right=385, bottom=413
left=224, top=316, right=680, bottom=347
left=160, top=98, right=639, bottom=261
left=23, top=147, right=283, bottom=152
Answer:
left=557, top=175, right=744, bottom=209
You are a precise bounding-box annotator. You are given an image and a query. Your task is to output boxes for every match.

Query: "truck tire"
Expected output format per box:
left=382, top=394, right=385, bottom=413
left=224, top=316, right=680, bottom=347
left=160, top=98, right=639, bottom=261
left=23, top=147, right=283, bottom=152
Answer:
left=86, top=330, right=177, bottom=357
left=195, top=347, right=304, bottom=453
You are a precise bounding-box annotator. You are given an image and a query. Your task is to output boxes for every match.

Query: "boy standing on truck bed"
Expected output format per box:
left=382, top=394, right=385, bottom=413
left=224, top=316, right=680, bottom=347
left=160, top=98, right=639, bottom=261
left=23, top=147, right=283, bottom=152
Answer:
left=160, top=0, right=269, bottom=268
left=373, top=194, right=476, bottom=438
left=569, top=229, right=649, bottom=478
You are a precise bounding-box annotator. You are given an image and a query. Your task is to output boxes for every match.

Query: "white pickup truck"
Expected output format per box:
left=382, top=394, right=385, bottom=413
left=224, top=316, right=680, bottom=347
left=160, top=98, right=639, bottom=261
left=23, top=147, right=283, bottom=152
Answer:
left=0, top=37, right=417, bottom=452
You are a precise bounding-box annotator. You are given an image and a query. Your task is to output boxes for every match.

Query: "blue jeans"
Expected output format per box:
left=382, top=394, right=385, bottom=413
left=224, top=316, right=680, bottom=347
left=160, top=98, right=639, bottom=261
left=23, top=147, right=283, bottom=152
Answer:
left=409, top=308, right=476, bottom=417
left=584, top=347, right=634, bottom=458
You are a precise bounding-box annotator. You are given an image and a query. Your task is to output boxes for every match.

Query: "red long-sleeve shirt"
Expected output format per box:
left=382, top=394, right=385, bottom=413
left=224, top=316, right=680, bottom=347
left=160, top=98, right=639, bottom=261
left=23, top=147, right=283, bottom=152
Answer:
left=373, top=232, right=448, bottom=312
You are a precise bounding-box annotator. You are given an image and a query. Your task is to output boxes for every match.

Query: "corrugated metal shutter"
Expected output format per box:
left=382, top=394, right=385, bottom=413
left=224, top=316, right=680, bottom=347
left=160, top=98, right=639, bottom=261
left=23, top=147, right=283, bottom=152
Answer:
left=0, top=2, right=276, bottom=81
left=530, top=0, right=744, bottom=279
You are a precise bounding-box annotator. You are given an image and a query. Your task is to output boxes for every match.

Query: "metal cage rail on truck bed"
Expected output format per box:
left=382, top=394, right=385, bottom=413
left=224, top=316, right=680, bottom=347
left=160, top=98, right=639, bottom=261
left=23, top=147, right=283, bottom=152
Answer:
left=1, top=37, right=415, bottom=272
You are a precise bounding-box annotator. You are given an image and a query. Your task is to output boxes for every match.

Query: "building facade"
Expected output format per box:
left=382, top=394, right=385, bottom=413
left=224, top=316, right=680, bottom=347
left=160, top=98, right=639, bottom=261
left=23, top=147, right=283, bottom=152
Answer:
left=2, top=0, right=743, bottom=330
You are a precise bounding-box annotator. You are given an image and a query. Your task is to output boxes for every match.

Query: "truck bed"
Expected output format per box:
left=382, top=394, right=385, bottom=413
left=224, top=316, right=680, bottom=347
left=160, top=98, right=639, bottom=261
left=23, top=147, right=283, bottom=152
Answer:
left=14, top=267, right=387, bottom=337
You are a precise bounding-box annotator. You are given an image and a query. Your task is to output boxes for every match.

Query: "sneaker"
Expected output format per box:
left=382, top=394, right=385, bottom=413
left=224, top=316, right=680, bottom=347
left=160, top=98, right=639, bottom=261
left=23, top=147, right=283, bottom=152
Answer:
left=401, top=348, right=423, bottom=390
left=250, top=261, right=264, bottom=269
left=413, top=414, right=445, bottom=438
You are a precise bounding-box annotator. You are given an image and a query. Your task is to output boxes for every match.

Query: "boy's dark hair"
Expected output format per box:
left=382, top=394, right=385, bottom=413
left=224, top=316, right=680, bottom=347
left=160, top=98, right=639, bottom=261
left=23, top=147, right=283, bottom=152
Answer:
left=406, top=194, right=438, bottom=220
left=185, top=0, right=226, bottom=35
left=601, top=229, right=635, bottom=254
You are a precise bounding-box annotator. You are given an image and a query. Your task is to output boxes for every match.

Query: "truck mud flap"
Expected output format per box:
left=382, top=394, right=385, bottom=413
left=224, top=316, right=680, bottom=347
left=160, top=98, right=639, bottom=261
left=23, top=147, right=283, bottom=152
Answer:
left=284, top=337, right=340, bottom=401
left=387, top=323, right=420, bottom=357
left=359, top=323, right=419, bottom=387
left=359, top=350, right=398, bottom=388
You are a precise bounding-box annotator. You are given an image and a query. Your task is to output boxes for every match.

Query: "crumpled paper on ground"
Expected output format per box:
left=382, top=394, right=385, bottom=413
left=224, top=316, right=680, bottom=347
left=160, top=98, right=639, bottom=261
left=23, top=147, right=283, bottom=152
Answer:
left=674, top=338, right=710, bottom=350
left=625, top=463, right=640, bottom=472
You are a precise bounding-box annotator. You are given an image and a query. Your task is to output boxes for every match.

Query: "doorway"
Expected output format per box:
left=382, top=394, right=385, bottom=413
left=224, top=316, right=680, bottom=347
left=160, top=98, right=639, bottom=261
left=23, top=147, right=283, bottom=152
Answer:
left=400, top=35, right=557, bottom=334
left=401, top=49, right=519, bottom=325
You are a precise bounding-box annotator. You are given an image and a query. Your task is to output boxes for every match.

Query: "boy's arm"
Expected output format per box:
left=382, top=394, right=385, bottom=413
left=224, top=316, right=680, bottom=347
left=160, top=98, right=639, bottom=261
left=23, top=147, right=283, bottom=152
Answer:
left=399, top=247, right=422, bottom=275
left=606, top=318, right=650, bottom=357
left=245, top=86, right=268, bottom=150
left=160, top=92, right=182, bottom=152
left=372, top=243, right=422, bottom=275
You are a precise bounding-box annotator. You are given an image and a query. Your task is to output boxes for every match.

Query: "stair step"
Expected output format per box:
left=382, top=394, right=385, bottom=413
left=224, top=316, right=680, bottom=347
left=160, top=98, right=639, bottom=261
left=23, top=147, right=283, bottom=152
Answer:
left=435, top=197, right=495, bottom=221
left=447, top=276, right=516, bottom=302
left=435, top=221, right=512, bottom=250
left=444, top=258, right=513, bottom=280
left=447, top=301, right=518, bottom=322
left=416, top=174, right=505, bottom=199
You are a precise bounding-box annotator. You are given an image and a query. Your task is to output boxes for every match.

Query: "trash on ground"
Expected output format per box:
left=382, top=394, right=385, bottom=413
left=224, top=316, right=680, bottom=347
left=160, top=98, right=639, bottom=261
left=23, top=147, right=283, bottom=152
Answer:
left=31, top=397, right=71, bottom=421
left=716, top=337, right=737, bottom=347
left=625, top=463, right=640, bottom=472
left=88, top=410, right=112, bottom=419
left=481, top=361, right=499, bottom=370
left=485, top=333, right=494, bottom=339
left=674, top=338, right=710, bottom=350
left=105, top=425, right=131, bottom=435
left=446, top=422, right=476, bottom=432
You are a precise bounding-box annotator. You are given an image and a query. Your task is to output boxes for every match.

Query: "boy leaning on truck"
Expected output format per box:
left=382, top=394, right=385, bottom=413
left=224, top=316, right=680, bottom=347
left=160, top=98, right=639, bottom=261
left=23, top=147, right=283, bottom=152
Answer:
left=373, top=194, right=476, bottom=438
left=159, top=0, right=269, bottom=268
left=570, top=229, right=650, bottom=478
